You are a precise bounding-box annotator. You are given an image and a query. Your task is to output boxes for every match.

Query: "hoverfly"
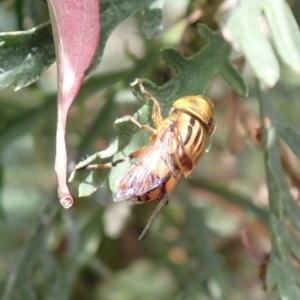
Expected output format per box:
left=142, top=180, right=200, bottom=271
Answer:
left=83, top=79, right=216, bottom=239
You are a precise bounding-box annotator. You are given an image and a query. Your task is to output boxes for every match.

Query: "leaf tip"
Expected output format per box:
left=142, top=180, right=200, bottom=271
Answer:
left=130, top=78, right=139, bottom=87
left=68, top=170, right=75, bottom=182
left=197, top=23, right=214, bottom=41
left=60, top=195, right=73, bottom=209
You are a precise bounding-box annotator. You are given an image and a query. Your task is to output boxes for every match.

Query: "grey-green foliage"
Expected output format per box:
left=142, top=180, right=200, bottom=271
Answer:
left=178, top=183, right=231, bottom=299
left=0, top=23, right=55, bottom=91
left=1, top=200, right=104, bottom=300
left=142, top=0, right=164, bottom=37
left=2, top=0, right=300, bottom=299
left=87, top=0, right=161, bottom=75
left=0, top=0, right=159, bottom=91
left=218, top=0, right=300, bottom=87
left=1, top=204, right=56, bottom=300
left=0, top=1, right=164, bottom=298
left=69, top=24, right=248, bottom=197
left=258, top=85, right=300, bottom=297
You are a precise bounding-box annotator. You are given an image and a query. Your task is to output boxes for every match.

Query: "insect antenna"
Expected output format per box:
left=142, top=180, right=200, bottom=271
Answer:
left=138, top=195, right=169, bottom=240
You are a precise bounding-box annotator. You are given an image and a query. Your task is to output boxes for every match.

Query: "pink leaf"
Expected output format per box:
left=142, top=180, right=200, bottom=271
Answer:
left=48, top=0, right=100, bottom=208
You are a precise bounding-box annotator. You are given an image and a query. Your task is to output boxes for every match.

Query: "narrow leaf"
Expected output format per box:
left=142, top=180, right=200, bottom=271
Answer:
left=261, top=94, right=300, bottom=231
left=264, top=97, right=300, bottom=160
left=258, top=83, right=300, bottom=295
left=264, top=0, right=300, bottom=73
left=218, top=0, right=279, bottom=87
left=179, top=183, right=230, bottom=300
left=48, top=0, right=100, bottom=207
left=2, top=204, right=57, bottom=300
left=191, top=179, right=269, bottom=224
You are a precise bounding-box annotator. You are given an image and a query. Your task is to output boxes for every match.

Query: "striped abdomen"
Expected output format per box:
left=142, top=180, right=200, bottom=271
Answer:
left=172, top=110, right=208, bottom=177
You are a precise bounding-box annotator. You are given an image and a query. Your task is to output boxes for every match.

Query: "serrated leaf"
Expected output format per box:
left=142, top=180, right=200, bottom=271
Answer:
left=142, top=0, right=164, bottom=37
left=283, top=191, right=300, bottom=232
left=268, top=215, right=285, bottom=261
left=69, top=139, right=119, bottom=197
left=283, top=225, right=300, bottom=262
left=261, top=101, right=300, bottom=232
left=219, top=61, right=248, bottom=97
left=71, top=24, right=248, bottom=197
left=265, top=97, right=300, bottom=160
left=266, top=217, right=300, bottom=296
left=261, top=121, right=284, bottom=219
left=261, top=95, right=300, bottom=231
left=0, top=23, right=55, bottom=91
left=259, top=86, right=300, bottom=296
left=266, top=250, right=300, bottom=296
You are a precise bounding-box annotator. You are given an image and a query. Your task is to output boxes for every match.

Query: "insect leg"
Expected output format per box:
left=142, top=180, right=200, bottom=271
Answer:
left=123, top=115, right=157, bottom=135
left=81, top=147, right=147, bottom=170
left=138, top=194, right=169, bottom=240
left=133, top=78, right=163, bottom=128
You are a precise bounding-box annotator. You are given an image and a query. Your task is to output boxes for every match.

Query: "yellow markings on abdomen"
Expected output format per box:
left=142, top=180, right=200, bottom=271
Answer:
left=173, top=112, right=208, bottom=175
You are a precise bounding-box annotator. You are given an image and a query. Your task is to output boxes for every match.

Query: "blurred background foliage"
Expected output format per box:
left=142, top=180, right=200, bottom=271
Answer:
left=1, top=0, right=300, bottom=299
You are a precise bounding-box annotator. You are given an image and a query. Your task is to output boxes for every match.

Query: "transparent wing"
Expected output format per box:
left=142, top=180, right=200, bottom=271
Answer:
left=113, top=127, right=177, bottom=202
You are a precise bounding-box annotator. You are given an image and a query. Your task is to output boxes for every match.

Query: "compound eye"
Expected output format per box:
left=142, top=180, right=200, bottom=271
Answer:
left=206, top=119, right=213, bottom=126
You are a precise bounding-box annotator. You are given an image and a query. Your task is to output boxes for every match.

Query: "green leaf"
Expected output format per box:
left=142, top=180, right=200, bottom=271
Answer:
left=69, top=139, right=119, bottom=197
left=0, top=71, right=128, bottom=151
left=260, top=95, right=300, bottom=231
left=268, top=215, right=285, bottom=261
left=178, top=183, right=231, bottom=300
left=87, top=0, right=160, bottom=76
left=96, top=260, right=175, bottom=300
left=0, top=0, right=159, bottom=91
left=266, top=215, right=300, bottom=296
left=191, top=179, right=269, bottom=225
left=2, top=204, right=58, bottom=300
left=36, top=203, right=104, bottom=300
left=282, top=223, right=300, bottom=263
left=265, top=98, right=300, bottom=160
left=267, top=250, right=300, bottom=297
left=142, top=0, right=164, bottom=37
left=0, top=96, right=56, bottom=151
left=263, top=124, right=284, bottom=219
left=217, top=0, right=300, bottom=87
left=0, top=162, right=5, bottom=220
left=218, top=0, right=279, bottom=86
left=258, top=84, right=300, bottom=295
left=71, top=24, right=248, bottom=197
left=0, top=23, right=55, bottom=91
left=264, top=0, right=300, bottom=73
